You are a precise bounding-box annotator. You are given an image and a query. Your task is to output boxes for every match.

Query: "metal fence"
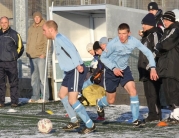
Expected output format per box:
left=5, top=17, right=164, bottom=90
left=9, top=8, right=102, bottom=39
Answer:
left=0, top=0, right=13, bottom=26
left=1, top=0, right=179, bottom=28
left=48, top=0, right=179, bottom=11
left=0, top=0, right=13, bottom=18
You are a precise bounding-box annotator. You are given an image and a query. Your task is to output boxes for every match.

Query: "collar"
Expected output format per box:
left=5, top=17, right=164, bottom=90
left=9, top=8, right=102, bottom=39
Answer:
left=155, top=9, right=163, bottom=18
left=32, top=19, right=45, bottom=27
left=0, top=27, right=11, bottom=34
left=165, top=23, right=176, bottom=30
left=143, top=27, right=158, bottom=37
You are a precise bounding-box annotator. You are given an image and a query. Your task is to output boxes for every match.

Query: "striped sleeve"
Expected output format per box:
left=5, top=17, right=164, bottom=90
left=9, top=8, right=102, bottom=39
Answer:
left=17, top=34, right=22, bottom=53
left=17, top=34, right=24, bottom=58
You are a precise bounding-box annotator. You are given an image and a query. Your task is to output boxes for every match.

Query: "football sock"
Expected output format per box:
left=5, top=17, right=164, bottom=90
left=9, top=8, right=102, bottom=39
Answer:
left=61, top=96, right=78, bottom=123
left=72, top=100, right=93, bottom=128
left=130, top=95, right=139, bottom=122
left=97, top=96, right=109, bottom=108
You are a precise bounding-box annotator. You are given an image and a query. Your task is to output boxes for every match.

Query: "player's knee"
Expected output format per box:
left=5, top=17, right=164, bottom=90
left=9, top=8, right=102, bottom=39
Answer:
left=107, top=98, right=115, bottom=104
left=58, top=93, right=64, bottom=99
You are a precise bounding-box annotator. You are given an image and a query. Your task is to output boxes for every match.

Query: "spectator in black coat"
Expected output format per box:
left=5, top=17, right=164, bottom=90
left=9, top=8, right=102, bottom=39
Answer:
left=138, top=13, right=162, bottom=122
left=156, top=11, right=179, bottom=123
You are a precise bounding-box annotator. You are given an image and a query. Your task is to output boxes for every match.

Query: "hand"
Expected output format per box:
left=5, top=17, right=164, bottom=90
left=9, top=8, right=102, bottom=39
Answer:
left=150, top=68, right=159, bottom=81
left=77, top=65, right=84, bottom=73
left=138, top=30, right=143, bottom=37
left=113, top=68, right=124, bottom=77
left=39, top=55, right=45, bottom=58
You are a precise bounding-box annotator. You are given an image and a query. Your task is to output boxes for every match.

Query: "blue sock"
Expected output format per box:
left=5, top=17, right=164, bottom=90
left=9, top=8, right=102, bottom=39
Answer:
left=97, top=96, right=109, bottom=108
left=130, top=95, right=139, bottom=122
left=61, top=96, right=78, bottom=123
left=72, top=100, right=93, bottom=128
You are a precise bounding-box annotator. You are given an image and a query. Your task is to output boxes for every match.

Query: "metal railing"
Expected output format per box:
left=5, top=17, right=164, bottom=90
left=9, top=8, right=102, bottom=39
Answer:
left=0, top=0, right=179, bottom=79
left=1, top=0, right=179, bottom=22
left=48, top=0, right=179, bottom=11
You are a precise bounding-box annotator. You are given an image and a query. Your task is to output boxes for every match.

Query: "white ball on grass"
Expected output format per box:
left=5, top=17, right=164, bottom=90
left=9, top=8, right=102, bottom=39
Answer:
left=38, top=118, right=53, bottom=134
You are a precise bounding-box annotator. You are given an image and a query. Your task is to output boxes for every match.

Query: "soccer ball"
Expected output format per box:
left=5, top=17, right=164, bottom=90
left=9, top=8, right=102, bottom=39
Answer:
left=38, top=118, right=53, bottom=134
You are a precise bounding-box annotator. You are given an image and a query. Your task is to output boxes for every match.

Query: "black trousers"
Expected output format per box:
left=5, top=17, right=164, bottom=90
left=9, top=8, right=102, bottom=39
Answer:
left=143, top=79, right=161, bottom=118
left=0, top=61, right=19, bottom=104
left=162, top=78, right=179, bottom=109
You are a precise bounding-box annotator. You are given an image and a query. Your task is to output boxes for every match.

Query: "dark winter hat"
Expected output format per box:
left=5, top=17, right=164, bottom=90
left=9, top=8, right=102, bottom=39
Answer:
left=141, top=13, right=156, bottom=26
left=93, top=41, right=101, bottom=51
left=162, top=11, right=176, bottom=22
left=33, top=11, right=43, bottom=19
left=148, top=2, right=158, bottom=11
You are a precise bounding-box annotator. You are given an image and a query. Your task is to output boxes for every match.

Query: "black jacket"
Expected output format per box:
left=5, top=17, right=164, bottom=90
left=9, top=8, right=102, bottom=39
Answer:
left=155, top=9, right=164, bottom=33
left=156, top=23, right=179, bottom=81
left=90, top=57, right=105, bottom=84
left=0, top=27, right=24, bottom=62
left=138, top=27, right=162, bottom=81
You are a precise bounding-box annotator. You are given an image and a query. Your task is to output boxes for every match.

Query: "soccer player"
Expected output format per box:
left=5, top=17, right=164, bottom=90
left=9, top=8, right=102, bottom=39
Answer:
left=42, top=20, right=95, bottom=134
left=97, top=23, right=159, bottom=127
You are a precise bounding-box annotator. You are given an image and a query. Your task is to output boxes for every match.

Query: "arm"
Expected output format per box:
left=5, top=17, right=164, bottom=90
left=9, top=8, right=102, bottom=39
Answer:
left=136, top=40, right=158, bottom=80
left=58, top=35, right=82, bottom=68
left=100, top=41, right=124, bottom=76
left=156, top=29, right=179, bottom=52
left=40, top=34, right=48, bottom=58
left=100, top=40, right=116, bottom=70
left=17, top=34, right=24, bottom=58
left=26, top=28, right=30, bottom=57
left=137, top=41, right=156, bottom=68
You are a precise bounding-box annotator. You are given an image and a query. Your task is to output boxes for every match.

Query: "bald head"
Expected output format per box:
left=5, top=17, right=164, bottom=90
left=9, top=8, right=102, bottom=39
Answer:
left=45, top=20, right=58, bottom=31
left=0, top=16, right=9, bottom=21
left=0, top=16, right=10, bottom=32
left=43, top=20, right=58, bottom=39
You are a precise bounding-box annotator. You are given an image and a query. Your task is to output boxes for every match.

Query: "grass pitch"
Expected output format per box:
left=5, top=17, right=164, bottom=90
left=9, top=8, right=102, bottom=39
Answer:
left=0, top=102, right=178, bottom=138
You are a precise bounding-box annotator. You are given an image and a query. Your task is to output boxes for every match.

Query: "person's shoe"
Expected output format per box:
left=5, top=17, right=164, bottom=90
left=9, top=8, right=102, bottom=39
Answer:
left=97, top=106, right=105, bottom=117
left=96, top=116, right=105, bottom=121
left=0, top=103, right=4, bottom=107
left=28, top=99, right=37, bottom=103
left=37, top=99, right=49, bottom=103
left=62, top=121, right=80, bottom=130
left=11, top=104, right=18, bottom=107
left=37, top=99, right=43, bottom=103
left=164, top=117, right=179, bottom=124
left=78, top=124, right=96, bottom=134
left=132, top=119, right=144, bottom=127
left=44, top=100, right=49, bottom=103
left=144, top=116, right=161, bottom=123
left=78, top=95, right=89, bottom=105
